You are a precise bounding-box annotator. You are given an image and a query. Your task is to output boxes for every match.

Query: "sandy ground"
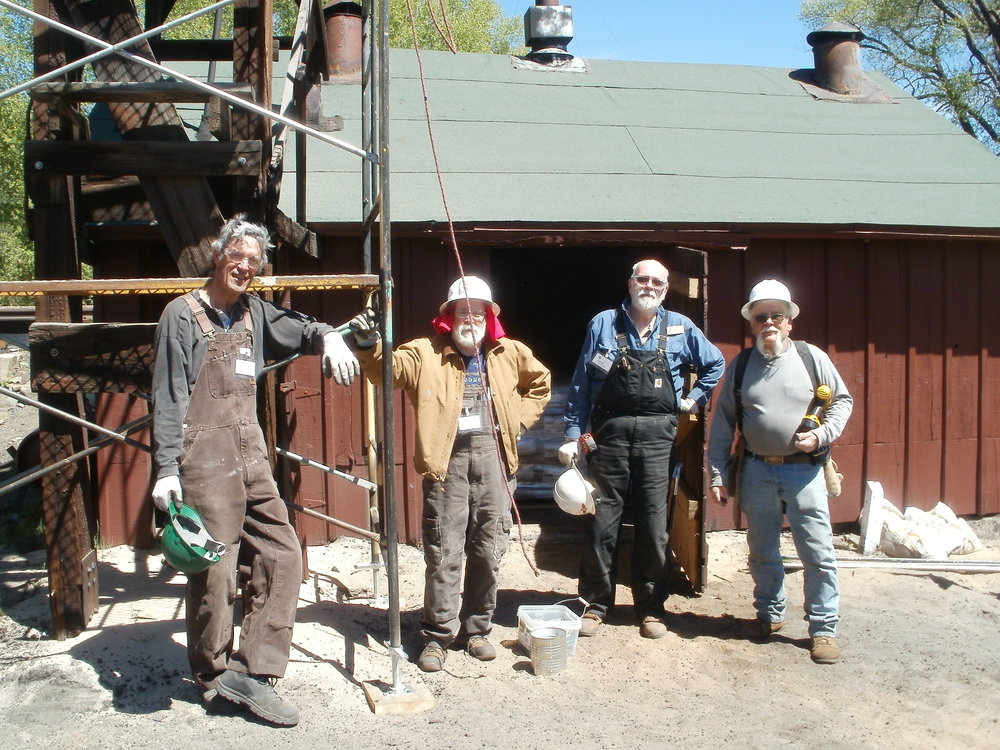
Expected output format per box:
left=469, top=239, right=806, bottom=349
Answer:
left=1, top=513, right=999, bottom=750
left=2, top=352, right=1000, bottom=749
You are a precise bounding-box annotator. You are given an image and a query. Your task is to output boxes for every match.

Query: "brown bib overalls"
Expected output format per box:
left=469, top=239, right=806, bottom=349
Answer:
left=179, top=293, right=302, bottom=694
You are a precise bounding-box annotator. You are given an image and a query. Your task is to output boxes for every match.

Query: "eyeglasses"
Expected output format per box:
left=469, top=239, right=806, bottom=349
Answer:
left=454, top=309, right=486, bottom=323
left=632, top=275, right=667, bottom=289
left=223, top=249, right=262, bottom=271
left=753, top=312, right=788, bottom=324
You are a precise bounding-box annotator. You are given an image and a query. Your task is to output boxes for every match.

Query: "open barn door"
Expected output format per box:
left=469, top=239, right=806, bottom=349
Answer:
left=660, top=246, right=710, bottom=592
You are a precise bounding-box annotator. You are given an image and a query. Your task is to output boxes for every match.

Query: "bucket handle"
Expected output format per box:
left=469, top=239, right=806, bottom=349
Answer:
left=554, top=596, right=589, bottom=616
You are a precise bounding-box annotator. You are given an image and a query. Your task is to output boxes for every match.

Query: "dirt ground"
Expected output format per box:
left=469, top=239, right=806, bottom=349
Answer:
left=1, top=352, right=1000, bottom=749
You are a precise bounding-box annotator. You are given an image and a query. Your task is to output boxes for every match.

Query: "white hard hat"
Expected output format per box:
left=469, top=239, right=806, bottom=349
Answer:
left=553, top=465, right=597, bottom=516
left=439, top=275, right=500, bottom=315
left=741, top=278, right=800, bottom=321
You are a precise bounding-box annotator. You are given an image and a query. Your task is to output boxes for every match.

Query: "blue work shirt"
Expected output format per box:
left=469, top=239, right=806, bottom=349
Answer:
left=564, top=300, right=725, bottom=440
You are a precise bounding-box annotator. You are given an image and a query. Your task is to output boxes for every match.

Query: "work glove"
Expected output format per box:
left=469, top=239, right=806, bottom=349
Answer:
left=557, top=440, right=579, bottom=468
left=679, top=397, right=697, bottom=414
left=152, top=475, right=183, bottom=512
left=349, top=308, right=379, bottom=348
left=322, top=331, right=361, bottom=386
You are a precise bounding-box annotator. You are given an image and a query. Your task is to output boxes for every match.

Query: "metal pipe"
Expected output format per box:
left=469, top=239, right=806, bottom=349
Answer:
left=0, top=384, right=147, bottom=448
left=0, top=414, right=152, bottom=497
left=783, top=556, right=1000, bottom=573
left=0, top=0, right=236, bottom=103
left=275, top=446, right=377, bottom=491
left=0, top=0, right=376, bottom=162
left=284, top=500, right=380, bottom=542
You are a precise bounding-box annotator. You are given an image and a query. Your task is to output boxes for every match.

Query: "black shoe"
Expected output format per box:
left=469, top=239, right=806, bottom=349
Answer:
left=216, top=670, right=299, bottom=726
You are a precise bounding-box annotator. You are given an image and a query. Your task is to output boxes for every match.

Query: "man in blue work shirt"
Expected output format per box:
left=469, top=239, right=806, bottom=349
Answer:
left=559, top=259, right=725, bottom=639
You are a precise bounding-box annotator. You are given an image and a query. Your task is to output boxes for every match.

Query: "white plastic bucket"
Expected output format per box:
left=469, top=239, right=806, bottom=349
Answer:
left=530, top=627, right=567, bottom=676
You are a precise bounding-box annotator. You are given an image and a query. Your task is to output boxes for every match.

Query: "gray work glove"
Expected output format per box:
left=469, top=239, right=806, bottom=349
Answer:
left=152, top=475, right=182, bottom=512
left=557, top=440, right=579, bottom=468
left=322, top=331, right=361, bottom=386
left=349, top=308, right=379, bottom=348
left=679, top=397, right=697, bottom=414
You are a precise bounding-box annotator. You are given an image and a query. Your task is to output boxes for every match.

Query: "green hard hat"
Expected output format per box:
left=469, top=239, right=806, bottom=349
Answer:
left=162, top=502, right=227, bottom=575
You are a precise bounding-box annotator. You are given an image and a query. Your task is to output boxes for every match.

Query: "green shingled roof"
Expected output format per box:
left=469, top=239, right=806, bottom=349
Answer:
left=244, top=50, right=1000, bottom=228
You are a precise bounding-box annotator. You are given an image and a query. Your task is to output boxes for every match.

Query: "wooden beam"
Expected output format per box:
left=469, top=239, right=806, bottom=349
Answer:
left=29, top=322, right=156, bottom=394
left=270, top=206, right=319, bottom=259
left=26, top=140, right=263, bottom=177
left=0, top=274, right=380, bottom=297
left=29, top=80, right=254, bottom=103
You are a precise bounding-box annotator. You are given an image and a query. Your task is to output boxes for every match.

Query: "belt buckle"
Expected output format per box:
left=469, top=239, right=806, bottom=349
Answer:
left=764, top=455, right=784, bottom=465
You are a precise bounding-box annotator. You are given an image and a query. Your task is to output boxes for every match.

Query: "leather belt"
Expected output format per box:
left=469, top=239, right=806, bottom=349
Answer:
left=746, top=450, right=814, bottom=465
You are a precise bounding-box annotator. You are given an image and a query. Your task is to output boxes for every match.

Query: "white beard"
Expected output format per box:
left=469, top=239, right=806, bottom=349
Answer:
left=631, top=289, right=664, bottom=313
left=756, top=329, right=786, bottom=358
left=452, top=323, right=485, bottom=354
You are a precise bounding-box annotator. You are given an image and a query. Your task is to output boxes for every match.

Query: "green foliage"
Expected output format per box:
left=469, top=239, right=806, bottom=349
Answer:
left=801, top=0, right=1000, bottom=154
left=388, top=0, right=523, bottom=54
left=0, top=3, right=33, bottom=298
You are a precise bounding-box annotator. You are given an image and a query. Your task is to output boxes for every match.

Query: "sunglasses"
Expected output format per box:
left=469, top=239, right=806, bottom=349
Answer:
left=632, top=275, right=667, bottom=289
left=753, top=312, right=788, bottom=324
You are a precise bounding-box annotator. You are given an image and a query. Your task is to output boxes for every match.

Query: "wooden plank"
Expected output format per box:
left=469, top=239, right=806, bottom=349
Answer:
left=980, top=248, right=1000, bottom=515
left=29, top=322, right=156, bottom=395
left=905, top=242, right=944, bottom=509
left=26, top=140, right=263, bottom=177
left=29, top=80, right=254, bottom=103
left=271, top=206, right=320, bottom=258
left=0, top=274, right=379, bottom=297
left=866, top=239, right=907, bottom=506
left=942, top=241, right=980, bottom=515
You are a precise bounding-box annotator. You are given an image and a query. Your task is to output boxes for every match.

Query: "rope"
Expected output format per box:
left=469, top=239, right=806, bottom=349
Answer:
left=425, top=0, right=457, bottom=53
left=403, top=0, right=540, bottom=576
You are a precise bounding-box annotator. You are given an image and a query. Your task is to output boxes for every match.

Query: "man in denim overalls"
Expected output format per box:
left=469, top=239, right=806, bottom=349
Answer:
left=561, top=260, right=725, bottom=639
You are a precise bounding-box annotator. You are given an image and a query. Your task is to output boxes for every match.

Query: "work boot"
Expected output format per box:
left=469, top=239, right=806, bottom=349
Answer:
left=579, top=612, right=603, bottom=637
left=417, top=641, right=447, bottom=672
left=215, top=670, right=299, bottom=726
left=810, top=636, right=841, bottom=664
left=752, top=618, right=784, bottom=640
left=465, top=635, right=497, bottom=661
left=639, top=615, right=668, bottom=639
left=201, top=687, right=242, bottom=716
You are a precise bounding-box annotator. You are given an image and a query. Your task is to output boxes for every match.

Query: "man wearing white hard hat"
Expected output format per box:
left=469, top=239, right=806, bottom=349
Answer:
left=707, top=278, right=853, bottom=664
left=350, top=275, right=551, bottom=672
left=561, top=259, right=725, bottom=640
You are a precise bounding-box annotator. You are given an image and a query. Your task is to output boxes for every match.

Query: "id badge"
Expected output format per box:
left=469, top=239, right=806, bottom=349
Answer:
left=235, top=346, right=255, bottom=378
left=590, top=351, right=614, bottom=374
left=458, top=413, right=482, bottom=432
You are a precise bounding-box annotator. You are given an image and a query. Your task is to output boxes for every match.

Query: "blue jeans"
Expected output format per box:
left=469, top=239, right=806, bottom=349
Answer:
left=740, top=456, right=839, bottom=637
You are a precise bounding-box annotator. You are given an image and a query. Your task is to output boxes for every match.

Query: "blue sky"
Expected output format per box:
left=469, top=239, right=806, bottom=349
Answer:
left=500, top=0, right=818, bottom=69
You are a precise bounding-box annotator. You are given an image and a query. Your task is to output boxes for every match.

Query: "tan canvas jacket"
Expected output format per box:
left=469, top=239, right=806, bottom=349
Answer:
left=357, top=335, right=551, bottom=481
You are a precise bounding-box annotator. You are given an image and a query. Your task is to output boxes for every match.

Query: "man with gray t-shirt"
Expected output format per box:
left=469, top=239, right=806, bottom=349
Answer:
left=708, top=279, right=852, bottom=665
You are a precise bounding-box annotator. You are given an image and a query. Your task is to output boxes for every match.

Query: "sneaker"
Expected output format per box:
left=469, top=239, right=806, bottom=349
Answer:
left=810, top=636, right=841, bottom=664
left=417, top=641, right=447, bottom=672
left=752, top=619, right=784, bottom=640
left=639, top=615, right=668, bottom=639
left=579, top=612, right=603, bottom=637
left=215, top=670, right=299, bottom=726
left=465, top=635, right=497, bottom=661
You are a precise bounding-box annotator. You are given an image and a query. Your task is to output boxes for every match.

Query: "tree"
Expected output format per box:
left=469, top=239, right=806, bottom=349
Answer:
left=0, top=3, right=34, bottom=300
left=801, top=1, right=1000, bottom=155
left=388, top=0, right=523, bottom=54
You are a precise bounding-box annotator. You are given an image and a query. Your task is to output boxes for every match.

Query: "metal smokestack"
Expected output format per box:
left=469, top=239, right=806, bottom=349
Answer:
left=524, top=0, right=574, bottom=64
left=807, top=22, right=866, bottom=96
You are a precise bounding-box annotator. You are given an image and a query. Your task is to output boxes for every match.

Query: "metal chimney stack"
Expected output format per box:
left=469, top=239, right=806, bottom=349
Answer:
left=524, top=0, right=574, bottom=64
left=324, top=2, right=363, bottom=80
left=807, top=22, right=866, bottom=96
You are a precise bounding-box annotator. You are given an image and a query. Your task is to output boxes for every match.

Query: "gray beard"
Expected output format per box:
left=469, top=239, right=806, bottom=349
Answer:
left=632, top=293, right=662, bottom=313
